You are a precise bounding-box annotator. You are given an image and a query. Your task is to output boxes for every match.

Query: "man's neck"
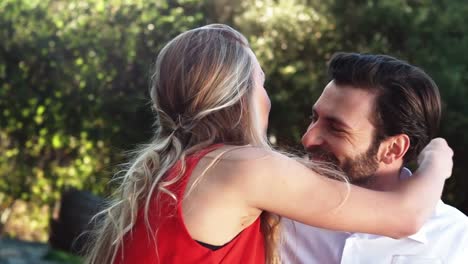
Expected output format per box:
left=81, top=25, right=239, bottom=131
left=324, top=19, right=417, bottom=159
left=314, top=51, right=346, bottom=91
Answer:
left=362, top=165, right=404, bottom=191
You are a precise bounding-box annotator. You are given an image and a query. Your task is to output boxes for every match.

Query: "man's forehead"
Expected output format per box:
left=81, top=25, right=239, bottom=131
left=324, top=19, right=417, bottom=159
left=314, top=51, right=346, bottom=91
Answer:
left=315, top=82, right=377, bottom=128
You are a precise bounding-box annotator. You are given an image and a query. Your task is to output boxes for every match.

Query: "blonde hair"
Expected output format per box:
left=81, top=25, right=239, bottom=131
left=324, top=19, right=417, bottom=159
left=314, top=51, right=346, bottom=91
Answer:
left=83, top=24, right=348, bottom=264
left=83, top=24, right=281, bottom=264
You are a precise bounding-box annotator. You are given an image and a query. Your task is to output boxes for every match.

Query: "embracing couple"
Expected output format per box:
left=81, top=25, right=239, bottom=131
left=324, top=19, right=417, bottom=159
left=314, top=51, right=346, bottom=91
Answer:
left=84, top=24, right=468, bottom=264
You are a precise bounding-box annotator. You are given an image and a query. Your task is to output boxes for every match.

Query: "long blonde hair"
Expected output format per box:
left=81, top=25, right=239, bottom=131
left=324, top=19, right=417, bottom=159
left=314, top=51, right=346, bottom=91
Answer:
left=83, top=24, right=283, bottom=264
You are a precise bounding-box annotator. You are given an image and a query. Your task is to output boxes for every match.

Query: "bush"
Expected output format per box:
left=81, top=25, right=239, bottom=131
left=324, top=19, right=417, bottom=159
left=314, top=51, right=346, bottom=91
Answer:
left=1, top=0, right=467, bottom=240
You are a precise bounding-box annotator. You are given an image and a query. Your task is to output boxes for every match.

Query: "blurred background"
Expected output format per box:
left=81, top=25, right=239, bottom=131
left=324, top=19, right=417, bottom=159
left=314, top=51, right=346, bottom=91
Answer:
left=1, top=0, right=467, bottom=262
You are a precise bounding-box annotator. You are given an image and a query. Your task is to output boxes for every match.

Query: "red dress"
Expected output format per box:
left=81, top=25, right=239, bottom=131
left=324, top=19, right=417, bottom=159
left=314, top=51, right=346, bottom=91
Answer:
left=114, top=145, right=265, bottom=264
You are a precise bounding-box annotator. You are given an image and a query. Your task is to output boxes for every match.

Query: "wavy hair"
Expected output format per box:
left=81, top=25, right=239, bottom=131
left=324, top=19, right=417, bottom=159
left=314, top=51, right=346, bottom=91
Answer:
left=83, top=24, right=283, bottom=264
left=83, top=24, right=348, bottom=264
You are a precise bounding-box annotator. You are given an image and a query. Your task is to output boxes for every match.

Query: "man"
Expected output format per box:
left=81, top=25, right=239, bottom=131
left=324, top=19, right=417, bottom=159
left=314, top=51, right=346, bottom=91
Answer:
left=281, top=53, right=468, bottom=264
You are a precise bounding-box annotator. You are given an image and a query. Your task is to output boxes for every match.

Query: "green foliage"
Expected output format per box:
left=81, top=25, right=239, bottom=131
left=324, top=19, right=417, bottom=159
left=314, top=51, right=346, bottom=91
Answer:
left=235, top=0, right=340, bottom=142
left=0, top=0, right=206, bottom=238
left=1, top=0, right=467, bottom=240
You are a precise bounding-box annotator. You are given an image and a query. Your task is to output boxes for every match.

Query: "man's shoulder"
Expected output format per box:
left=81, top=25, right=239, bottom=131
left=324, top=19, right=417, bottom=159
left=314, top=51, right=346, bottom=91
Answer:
left=427, top=202, right=468, bottom=241
left=435, top=202, right=468, bottom=225
left=281, top=218, right=349, bottom=239
left=280, top=218, right=349, bottom=264
left=282, top=218, right=322, bottom=236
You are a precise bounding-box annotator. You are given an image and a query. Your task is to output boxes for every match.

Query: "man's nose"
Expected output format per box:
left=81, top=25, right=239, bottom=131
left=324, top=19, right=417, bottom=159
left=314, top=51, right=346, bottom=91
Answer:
left=301, top=124, right=325, bottom=148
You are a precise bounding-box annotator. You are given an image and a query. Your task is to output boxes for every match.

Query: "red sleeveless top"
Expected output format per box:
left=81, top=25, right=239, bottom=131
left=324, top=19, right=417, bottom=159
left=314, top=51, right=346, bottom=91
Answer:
left=114, top=145, right=265, bottom=264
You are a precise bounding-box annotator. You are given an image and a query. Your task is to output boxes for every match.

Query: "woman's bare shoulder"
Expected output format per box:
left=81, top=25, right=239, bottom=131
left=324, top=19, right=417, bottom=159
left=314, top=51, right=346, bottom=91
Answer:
left=200, top=145, right=296, bottom=188
left=204, top=144, right=285, bottom=164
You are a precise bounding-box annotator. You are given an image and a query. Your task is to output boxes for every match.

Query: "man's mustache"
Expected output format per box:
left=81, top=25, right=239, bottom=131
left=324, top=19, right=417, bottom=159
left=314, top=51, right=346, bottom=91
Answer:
left=306, top=147, right=340, bottom=165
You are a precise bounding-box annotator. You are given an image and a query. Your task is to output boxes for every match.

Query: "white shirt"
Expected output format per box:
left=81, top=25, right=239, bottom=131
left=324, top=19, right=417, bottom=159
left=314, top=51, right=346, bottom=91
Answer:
left=281, top=169, right=468, bottom=264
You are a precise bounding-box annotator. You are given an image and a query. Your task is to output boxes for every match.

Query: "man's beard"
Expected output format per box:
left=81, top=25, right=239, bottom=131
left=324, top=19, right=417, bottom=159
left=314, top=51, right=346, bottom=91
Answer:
left=307, top=140, right=380, bottom=186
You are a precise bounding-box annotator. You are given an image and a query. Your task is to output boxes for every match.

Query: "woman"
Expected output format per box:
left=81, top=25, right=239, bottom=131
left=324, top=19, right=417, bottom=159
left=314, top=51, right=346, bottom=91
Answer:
left=84, top=24, right=453, bottom=264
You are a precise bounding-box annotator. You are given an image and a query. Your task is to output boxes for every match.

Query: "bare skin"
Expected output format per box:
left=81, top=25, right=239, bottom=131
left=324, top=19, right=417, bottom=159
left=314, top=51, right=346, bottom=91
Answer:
left=181, top=50, right=453, bottom=247
left=182, top=140, right=452, bottom=246
left=302, top=81, right=411, bottom=190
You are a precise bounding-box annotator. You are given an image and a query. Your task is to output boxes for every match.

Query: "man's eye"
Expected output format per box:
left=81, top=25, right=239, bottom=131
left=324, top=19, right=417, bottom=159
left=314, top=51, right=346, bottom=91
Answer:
left=330, top=126, right=345, bottom=134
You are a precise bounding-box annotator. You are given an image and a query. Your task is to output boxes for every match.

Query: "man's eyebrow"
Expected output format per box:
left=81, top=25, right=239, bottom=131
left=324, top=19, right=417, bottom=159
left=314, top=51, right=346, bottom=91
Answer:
left=312, top=107, right=351, bottom=130
left=326, top=116, right=351, bottom=130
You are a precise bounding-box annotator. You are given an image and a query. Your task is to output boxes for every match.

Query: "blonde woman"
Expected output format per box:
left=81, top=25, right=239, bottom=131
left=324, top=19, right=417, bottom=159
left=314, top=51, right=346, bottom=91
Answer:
left=84, top=24, right=453, bottom=264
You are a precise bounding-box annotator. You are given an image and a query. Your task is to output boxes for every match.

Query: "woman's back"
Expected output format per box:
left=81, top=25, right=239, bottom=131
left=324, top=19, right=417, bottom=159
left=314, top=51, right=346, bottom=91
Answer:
left=114, top=145, right=266, bottom=264
left=85, top=24, right=453, bottom=264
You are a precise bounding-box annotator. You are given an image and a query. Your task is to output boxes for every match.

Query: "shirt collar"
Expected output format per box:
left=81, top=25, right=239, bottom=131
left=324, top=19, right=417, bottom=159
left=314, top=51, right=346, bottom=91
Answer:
left=400, top=167, right=434, bottom=244
left=351, top=167, right=432, bottom=244
left=407, top=229, right=428, bottom=243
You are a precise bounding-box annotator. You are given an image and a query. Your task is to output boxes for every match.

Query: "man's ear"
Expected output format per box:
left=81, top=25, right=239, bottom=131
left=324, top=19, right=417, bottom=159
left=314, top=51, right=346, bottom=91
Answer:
left=379, top=134, right=410, bottom=164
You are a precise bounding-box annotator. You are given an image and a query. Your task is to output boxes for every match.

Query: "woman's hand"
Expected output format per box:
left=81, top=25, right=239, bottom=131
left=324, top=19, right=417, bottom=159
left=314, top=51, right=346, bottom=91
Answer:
left=417, top=138, right=453, bottom=180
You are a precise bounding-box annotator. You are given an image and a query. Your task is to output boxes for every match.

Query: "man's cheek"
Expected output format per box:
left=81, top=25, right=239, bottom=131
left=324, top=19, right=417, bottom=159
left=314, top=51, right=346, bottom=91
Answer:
left=329, top=148, right=348, bottom=166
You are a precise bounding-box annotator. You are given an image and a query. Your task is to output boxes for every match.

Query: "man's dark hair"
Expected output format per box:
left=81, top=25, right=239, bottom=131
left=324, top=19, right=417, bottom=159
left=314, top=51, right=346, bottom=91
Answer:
left=328, top=52, right=441, bottom=164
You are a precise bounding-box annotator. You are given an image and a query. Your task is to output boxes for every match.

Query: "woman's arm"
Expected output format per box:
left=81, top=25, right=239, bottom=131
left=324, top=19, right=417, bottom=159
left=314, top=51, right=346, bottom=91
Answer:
left=238, top=138, right=452, bottom=238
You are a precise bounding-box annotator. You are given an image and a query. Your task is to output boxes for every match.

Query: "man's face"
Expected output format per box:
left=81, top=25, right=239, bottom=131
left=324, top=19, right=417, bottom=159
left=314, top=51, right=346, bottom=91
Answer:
left=302, top=81, right=382, bottom=183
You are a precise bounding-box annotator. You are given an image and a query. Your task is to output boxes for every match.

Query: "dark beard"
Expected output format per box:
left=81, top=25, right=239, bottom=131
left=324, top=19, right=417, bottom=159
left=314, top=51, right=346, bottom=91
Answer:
left=307, top=139, right=380, bottom=186
left=341, top=143, right=380, bottom=186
